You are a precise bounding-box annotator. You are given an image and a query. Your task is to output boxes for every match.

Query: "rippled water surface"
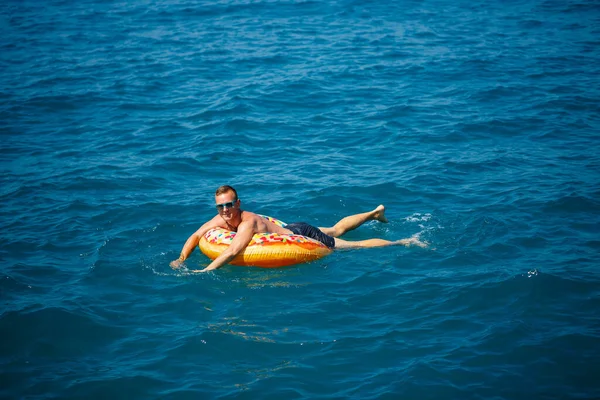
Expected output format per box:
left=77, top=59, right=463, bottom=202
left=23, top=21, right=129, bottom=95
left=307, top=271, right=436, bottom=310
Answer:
left=2, top=0, right=599, bottom=398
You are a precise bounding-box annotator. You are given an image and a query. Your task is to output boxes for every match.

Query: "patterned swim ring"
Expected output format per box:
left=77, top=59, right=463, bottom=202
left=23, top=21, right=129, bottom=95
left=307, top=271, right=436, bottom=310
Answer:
left=198, top=216, right=332, bottom=268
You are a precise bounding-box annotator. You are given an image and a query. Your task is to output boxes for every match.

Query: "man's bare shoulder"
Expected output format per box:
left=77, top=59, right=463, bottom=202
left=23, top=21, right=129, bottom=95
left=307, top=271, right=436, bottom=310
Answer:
left=238, top=211, right=263, bottom=228
left=240, top=210, right=262, bottom=221
left=240, top=211, right=287, bottom=234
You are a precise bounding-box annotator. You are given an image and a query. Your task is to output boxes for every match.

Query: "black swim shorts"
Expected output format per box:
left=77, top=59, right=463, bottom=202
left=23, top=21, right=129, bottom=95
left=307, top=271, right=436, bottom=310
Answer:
left=285, top=222, right=336, bottom=249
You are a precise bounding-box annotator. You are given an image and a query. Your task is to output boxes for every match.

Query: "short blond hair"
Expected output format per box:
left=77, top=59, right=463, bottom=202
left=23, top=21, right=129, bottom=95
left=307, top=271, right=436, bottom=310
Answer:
left=215, top=185, right=238, bottom=199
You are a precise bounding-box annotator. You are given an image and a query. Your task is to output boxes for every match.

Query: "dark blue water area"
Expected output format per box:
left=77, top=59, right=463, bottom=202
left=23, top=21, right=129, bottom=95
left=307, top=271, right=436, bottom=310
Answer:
left=1, top=0, right=600, bottom=398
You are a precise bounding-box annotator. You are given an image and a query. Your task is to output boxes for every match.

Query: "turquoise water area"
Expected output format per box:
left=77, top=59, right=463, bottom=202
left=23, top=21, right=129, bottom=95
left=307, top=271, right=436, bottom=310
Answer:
left=2, top=0, right=599, bottom=398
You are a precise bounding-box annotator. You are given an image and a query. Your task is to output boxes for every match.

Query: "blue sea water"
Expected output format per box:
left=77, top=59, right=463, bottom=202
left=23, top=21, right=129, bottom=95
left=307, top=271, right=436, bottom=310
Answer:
left=1, top=0, right=600, bottom=398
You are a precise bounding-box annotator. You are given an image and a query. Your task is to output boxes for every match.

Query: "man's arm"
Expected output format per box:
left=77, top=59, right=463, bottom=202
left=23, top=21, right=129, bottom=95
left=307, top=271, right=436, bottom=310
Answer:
left=170, top=215, right=221, bottom=269
left=192, top=220, right=256, bottom=272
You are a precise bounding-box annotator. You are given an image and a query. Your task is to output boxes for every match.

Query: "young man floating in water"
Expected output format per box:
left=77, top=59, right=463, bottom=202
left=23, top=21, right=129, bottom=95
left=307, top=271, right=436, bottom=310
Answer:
left=170, top=185, right=426, bottom=272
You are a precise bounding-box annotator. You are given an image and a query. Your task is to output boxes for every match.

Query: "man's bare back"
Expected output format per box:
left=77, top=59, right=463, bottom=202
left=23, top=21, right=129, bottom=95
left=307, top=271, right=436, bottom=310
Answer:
left=216, top=211, right=291, bottom=236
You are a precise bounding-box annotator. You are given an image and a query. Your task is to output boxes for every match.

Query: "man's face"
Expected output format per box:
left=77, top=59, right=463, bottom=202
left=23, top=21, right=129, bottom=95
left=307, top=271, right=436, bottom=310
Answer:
left=215, top=191, right=239, bottom=222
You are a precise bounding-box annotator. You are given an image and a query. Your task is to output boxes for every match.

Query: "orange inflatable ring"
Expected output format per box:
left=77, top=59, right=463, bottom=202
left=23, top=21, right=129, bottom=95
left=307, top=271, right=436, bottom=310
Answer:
left=198, top=216, right=332, bottom=268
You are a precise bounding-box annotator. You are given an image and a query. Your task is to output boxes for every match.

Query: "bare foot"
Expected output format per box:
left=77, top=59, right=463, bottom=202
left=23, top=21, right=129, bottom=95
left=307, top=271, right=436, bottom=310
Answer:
left=373, top=205, right=389, bottom=223
left=397, top=237, right=428, bottom=248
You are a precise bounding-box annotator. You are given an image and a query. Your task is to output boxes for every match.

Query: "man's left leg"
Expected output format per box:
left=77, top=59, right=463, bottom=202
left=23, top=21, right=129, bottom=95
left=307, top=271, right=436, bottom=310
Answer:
left=319, top=205, right=388, bottom=238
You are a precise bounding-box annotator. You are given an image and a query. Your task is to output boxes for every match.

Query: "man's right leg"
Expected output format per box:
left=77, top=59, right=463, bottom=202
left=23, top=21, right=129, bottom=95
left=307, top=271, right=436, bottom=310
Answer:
left=334, top=236, right=427, bottom=249
left=319, top=205, right=388, bottom=238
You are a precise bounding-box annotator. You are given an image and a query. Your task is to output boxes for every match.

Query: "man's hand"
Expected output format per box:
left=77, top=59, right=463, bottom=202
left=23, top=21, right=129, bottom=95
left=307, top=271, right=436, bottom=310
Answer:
left=190, top=264, right=219, bottom=273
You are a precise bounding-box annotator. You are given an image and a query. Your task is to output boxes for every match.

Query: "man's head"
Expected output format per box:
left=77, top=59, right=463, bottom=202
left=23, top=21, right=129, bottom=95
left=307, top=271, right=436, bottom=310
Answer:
left=215, top=185, right=238, bottom=200
left=215, top=185, right=240, bottom=221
